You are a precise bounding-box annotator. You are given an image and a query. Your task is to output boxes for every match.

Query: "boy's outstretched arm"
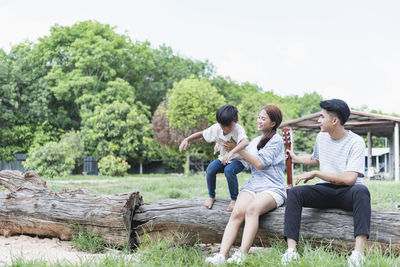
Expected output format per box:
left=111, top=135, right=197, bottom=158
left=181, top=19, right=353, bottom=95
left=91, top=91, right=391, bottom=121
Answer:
left=221, top=138, right=249, bottom=165
left=179, top=131, right=203, bottom=152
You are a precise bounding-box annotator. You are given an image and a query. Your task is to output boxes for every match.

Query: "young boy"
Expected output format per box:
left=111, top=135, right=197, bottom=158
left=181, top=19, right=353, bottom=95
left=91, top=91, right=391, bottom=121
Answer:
left=179, top=104, right=249, bottom=211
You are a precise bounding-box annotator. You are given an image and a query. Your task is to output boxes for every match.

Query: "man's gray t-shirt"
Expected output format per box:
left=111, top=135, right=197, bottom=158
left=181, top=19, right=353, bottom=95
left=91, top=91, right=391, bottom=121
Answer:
left=311, top=130, right=366, bottom=184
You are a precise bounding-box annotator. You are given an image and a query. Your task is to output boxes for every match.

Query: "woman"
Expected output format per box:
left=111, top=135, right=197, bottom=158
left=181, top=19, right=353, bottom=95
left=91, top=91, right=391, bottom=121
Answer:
left=205, top=104, right=286, bottom=265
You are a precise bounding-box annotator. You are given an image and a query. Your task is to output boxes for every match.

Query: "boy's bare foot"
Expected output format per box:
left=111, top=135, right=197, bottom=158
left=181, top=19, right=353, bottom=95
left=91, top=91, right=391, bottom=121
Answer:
left=204, top=198, right=215, bottom=209
left=227, top=200, right=236, bottom=211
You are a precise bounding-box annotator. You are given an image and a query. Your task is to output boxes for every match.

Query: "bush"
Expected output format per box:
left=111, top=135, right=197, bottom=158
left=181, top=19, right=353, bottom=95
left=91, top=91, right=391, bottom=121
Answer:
left=23, top=131, right=84, bottom=178
left=98, top=154, right=130, bottom=177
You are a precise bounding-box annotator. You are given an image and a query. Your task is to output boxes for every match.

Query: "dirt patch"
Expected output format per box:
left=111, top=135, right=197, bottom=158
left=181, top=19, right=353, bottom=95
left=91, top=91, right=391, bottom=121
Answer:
left=0, top=235, right=134, bottom=265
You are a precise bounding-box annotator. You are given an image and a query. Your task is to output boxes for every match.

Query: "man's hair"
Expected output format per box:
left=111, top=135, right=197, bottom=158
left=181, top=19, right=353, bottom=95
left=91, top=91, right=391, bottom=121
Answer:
left=216, top=105, right=238, bottom=126
left=319, top=99, right=350, bottom=125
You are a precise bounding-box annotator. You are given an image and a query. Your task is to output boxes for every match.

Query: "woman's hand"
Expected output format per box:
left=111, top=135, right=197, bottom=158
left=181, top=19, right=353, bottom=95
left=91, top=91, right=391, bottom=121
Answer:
left=222, top=138, right=237, bottom=151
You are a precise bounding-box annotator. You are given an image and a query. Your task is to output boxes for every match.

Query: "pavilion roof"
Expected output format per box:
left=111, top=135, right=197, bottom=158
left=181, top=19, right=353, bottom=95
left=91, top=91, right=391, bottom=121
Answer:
left=281, top=110, right=400, bottom=137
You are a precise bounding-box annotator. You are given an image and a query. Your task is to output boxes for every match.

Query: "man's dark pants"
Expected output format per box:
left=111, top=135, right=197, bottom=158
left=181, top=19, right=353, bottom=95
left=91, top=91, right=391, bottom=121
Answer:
left=284, top=183, right=371, bottom=242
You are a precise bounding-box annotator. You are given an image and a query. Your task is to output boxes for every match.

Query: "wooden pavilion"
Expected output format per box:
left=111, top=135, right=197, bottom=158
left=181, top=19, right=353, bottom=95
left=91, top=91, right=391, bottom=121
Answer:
left=280, top=110, right=400, bottom=181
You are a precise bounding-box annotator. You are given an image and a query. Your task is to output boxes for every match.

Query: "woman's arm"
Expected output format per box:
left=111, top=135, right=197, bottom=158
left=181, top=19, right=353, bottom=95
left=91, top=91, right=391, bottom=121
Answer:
left=220, top=138, right=249, bottom=165
left=237, top=149, right=264, bottom=170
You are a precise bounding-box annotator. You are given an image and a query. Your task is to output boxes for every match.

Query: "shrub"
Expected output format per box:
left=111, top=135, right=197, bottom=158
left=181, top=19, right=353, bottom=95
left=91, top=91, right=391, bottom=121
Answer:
left=98, top=154, right=130, bottom=177
left=23, top=131, right=84, bottom=178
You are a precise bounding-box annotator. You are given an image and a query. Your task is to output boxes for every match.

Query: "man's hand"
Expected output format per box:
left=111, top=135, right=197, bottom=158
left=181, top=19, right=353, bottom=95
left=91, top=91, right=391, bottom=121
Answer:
left=295, top=171, right=317, bottom=185
left=286, top=149, right=298, bottom=163
left=179, top=139, right=189, bottom=152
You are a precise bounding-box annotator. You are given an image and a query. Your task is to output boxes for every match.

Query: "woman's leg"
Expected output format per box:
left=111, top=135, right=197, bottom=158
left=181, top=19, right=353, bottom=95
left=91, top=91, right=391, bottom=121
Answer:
left=219, top=190, right=254, bottom=257
left=240, top=192, right=278, bottom=254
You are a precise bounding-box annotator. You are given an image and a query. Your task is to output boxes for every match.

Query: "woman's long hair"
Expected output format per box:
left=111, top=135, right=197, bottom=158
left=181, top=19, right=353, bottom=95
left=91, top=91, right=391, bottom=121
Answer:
left=257, top=104, right=283, bottom=150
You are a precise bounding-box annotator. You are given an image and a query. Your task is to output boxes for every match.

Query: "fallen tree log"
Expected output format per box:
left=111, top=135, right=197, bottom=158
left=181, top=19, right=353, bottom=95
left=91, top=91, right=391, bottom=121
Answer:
left=0, top=170, right=141, bottom=247
left=2, top=170, right=400, bottom=249
left=132, top=198, right=400, bottom=248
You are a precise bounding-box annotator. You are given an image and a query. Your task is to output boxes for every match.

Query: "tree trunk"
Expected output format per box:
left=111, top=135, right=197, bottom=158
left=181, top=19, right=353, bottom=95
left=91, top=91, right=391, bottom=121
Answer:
left=185, top=150, right=190, bottom=175
left=132, top=198, right=400, bottom=248
left=0, top=170, right=141, bottom=248
left=139, top=161, right=143, bottom=174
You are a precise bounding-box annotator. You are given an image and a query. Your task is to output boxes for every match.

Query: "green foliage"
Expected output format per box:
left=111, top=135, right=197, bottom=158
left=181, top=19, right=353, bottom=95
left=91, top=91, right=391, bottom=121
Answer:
left=23, top=131, right=84, bottom=178
left=98, top=154, right=130, bottom=177
left=238, top=91, right=299, bottom=139
left=210, top=75, right=261, bottom=106
left=72, top=225, right=105, bottom=253
left=133, top=45, right=215, bottom=113
left=81, top=101, right=157, bottom=163
left=166, top=77, right=225, bottom=133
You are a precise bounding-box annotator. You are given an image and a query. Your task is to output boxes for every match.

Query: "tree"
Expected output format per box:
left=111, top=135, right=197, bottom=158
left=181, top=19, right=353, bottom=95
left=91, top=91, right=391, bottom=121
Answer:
left=0, top=43, right=60, bottom=161
left=132, top=45, right=215, bottom=113
left=210, top=76, right=261, bottom=106
left=238, top=91, right=299, bottom=140
left=284, top=92, right=324, bottom=153
left=81, top=101, right=157, bottom=173
left=165, top=77, right=225, bottom=174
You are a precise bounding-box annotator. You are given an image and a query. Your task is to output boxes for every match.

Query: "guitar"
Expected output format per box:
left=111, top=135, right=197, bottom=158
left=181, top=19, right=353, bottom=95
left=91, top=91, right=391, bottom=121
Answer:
left=282, top=128, right=293, bottom=192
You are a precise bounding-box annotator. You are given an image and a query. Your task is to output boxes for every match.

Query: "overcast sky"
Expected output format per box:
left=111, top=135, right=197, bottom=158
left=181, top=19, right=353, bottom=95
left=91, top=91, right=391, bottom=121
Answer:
left=1, top=0, right=400, bottom=114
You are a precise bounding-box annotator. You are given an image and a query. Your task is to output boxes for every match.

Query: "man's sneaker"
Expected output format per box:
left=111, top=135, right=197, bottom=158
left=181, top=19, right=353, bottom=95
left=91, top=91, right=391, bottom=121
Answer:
left=281, top=248, right=299, bottom=265
left=205, top=253, right=226, bottom=265
left=348, top=250, right=365, bottom=267
left=227, top=250, right=245, bottom=264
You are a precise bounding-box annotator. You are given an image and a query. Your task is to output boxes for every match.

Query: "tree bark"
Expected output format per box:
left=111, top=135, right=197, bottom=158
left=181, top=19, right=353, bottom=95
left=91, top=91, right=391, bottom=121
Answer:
left=132, top=198, right=400, bottom=248
left=0, top=170, right=141, bottom=248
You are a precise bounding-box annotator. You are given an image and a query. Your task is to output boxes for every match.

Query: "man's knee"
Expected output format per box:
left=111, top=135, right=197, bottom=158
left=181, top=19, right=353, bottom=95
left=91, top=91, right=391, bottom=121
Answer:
left=351, top=184, right=370, bottom=198
left=287, top=186, right=307, bottom=199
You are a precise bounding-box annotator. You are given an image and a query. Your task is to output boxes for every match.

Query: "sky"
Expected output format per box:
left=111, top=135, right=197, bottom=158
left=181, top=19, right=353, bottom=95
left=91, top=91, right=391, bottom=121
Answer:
left=1, top=0, right=400, bottom=114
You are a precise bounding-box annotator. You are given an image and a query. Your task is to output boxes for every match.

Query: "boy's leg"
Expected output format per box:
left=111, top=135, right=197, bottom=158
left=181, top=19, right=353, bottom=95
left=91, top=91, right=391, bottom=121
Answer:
left=224, top=161, right=244, bottom=211
left=205, top=159, right=225, bottom=208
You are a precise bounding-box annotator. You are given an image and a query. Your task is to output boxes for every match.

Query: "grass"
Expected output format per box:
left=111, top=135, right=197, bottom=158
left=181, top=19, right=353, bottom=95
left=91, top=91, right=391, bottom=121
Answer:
left=71, top=226, right=105, bottom=253
left=4, top=173, right=400, bottom=266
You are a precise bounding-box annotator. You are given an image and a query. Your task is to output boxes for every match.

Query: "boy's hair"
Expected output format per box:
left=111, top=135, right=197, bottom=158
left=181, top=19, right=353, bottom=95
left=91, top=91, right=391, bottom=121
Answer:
left=319, top=98, right=350, bottom=125
left=216, top=105, right=238, bottom=126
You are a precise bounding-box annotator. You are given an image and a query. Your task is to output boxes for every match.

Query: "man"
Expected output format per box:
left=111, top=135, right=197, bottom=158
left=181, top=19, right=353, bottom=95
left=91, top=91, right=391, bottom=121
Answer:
left=281, top=99, right=371, bottom=267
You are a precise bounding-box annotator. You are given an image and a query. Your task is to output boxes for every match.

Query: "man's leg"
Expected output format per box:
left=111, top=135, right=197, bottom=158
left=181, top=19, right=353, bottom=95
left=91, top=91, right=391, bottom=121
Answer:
left=284, top=184, right=336, bottom=245
left=336, top=184, right=371, bottom=253
left=224, top=161, right=244, bottom=211
left=205, top=159, right=225, bottom=208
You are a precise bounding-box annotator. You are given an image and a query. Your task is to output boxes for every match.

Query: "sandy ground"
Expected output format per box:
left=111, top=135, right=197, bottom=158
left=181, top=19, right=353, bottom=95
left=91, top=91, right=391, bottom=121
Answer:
left=0, top=235, right=269, bottom=266
left=0, top=235, right=134, bottom=265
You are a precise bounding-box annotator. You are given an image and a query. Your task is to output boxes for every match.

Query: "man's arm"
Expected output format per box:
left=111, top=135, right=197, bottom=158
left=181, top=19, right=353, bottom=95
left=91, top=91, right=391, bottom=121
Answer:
left=295, top=170, right=358, bottom=186
left=287, top=150, right=319, bottom=166
left=179, top=131, right=203, bottom=152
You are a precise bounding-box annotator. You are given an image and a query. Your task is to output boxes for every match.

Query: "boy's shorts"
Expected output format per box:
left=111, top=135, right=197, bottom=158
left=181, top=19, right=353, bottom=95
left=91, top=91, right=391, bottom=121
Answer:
left=242, top=189, right=285, bottom=207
